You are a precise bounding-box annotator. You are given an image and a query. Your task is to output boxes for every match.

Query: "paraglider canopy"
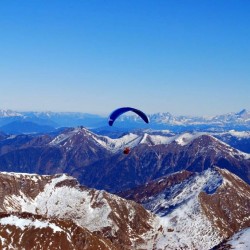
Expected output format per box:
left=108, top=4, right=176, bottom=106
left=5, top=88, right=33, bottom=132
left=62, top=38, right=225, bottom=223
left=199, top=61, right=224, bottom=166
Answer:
left=108, top=107, right=149, bottom=155
left=108, top=107, right=149, bottom=126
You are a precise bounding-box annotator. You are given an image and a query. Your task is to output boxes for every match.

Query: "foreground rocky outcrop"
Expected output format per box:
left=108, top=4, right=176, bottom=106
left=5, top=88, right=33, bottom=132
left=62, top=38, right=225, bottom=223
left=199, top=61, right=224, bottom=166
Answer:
left=0, top=168, right=249, bottom=249
left=119, top=167, right=250, bottom=249
left=0, top=172, right=163, bottom=249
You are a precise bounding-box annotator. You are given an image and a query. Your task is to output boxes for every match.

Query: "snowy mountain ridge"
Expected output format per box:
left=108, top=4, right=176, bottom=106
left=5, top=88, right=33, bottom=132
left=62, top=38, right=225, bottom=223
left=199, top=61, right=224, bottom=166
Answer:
left=48, top=128, right=250, bottom=162
left=0, top=109, right=23, bottom=117
left=120, top=167, right=250, bottom=249
left=1, top=167, right=249, bottom=249
left=0, top=172, right=164, bottom=249
left=1, top=109, right=250, bottom=131
left=157, top=169, right=224, bottom=249
left=121, top=169, right=224, bottom=249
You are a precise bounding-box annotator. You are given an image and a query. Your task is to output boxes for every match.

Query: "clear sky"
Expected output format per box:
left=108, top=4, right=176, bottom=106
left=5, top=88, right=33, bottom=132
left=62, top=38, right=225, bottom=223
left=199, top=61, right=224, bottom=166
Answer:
left=0, top=0, right=249, bottom=116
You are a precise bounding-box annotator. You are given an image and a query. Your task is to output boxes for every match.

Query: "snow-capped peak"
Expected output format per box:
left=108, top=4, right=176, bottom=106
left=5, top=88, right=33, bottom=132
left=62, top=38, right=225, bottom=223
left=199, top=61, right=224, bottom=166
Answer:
left=227, top=130, right=250, bottom=138
left=174, top=132, right=206, bottom=146
left=94, top=133, right=141, bottom=152
left=0, top=109, right=23, bottom=117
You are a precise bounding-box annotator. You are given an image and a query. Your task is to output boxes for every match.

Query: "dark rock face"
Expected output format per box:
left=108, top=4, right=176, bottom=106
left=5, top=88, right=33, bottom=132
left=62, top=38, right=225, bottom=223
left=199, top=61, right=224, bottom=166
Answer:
left=0, top=129, right=249, bottom=194
left=199, top=168, right=250, bottom=239
left=215, top=132, right=250, bottom=153
left=79, top=135, right=250, bottom=193
left=119, top=170, right=194, bottom=202
left=0, top=128, right=111, bottom=176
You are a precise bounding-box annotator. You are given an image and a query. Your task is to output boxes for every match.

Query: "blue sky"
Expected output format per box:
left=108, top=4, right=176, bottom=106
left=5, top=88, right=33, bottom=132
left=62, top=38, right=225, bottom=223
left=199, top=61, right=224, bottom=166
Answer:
left=0, top=0, right=249, bottom=116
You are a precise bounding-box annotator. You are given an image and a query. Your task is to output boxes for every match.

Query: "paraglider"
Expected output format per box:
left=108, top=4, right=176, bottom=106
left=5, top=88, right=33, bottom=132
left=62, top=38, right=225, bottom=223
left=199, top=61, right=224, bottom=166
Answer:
left=108, top=107, right=149, bottom=126
left=108, top=107, right=149, bottom=155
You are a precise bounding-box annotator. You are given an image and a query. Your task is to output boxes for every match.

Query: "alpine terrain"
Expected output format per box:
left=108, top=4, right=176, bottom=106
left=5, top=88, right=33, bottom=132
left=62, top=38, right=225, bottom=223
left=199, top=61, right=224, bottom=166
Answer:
left=0, top=124, right=249, bottom=249
left=0, top=168, right=249, bottom=249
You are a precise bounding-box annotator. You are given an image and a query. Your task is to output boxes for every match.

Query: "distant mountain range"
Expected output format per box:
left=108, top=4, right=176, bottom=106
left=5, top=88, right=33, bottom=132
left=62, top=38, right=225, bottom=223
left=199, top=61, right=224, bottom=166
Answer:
left=1, top=108, right=250, bottom=134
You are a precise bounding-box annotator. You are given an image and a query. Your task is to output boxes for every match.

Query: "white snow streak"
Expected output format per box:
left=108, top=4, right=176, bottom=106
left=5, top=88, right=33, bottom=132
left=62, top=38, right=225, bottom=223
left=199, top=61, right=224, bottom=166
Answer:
left=0, top=215, right=63, bottom=232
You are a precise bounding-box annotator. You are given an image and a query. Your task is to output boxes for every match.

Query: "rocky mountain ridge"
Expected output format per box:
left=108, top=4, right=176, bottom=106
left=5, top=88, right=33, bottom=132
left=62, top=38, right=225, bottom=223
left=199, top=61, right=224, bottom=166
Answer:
left=0, top=172, right=164, bottom=249
left=119, top=167, right=250, bottom=249
left=0, top=128, right=249, bottom=193
left=0, top=168, right=249, bottom=249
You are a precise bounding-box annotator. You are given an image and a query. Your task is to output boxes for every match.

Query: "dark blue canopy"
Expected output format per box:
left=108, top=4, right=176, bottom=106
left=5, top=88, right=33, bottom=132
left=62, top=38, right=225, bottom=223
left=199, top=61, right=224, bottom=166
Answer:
left=108, top=107, right=149, bottom=126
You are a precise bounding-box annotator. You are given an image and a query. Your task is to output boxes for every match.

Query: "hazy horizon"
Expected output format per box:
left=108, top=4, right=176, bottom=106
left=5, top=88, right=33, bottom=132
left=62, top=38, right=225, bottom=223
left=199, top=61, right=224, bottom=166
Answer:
left=0, top=106, right=248, bottom=118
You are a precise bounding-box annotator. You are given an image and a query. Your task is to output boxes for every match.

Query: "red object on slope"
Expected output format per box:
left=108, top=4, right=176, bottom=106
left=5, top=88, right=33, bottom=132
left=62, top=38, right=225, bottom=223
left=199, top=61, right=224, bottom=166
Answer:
left=123, top=147, right=130, bottom=154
